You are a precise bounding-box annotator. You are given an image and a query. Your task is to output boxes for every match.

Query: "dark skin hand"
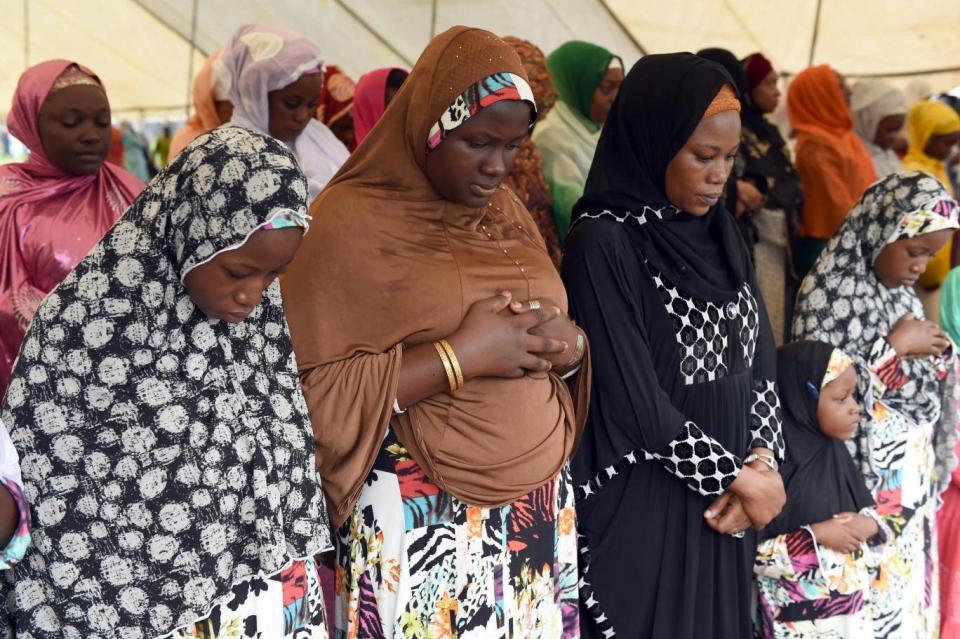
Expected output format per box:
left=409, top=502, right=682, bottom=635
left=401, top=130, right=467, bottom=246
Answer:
left=841, top=512, right=880, bottom=541
left=0, top=485, right=17, bottom=548
left=811, top=515, right=863, bottom=553
left=509, top=298, right=581, bottom=369
left=705, top=452, right=783, bottom=534
left=395, top=292, right=567, bottom=408
left=887, top=313, right=950, bottom=358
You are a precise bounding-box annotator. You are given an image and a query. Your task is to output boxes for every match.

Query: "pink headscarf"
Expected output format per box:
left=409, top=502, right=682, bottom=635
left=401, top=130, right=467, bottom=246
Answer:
left=0, top=59, right=143, bottom=395
left=353, top=67, right=407, bottom=145
left=221, top=24, right=349, bottom=201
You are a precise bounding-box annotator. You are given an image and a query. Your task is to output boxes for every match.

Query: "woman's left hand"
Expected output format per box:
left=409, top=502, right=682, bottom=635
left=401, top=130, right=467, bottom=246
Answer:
left=509, top=298, right=581, bottom=368
left=704, top=492, right=751, bottom=536
left=839, top=513, right=879, bottom=541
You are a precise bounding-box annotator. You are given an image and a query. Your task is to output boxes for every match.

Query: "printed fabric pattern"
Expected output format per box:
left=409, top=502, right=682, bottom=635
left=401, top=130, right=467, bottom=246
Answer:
left=334, top=430, right=580, bottom=638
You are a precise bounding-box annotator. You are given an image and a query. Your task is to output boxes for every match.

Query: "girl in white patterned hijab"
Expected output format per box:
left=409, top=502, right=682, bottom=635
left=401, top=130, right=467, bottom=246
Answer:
left=1, top=127, right=330, bottom=639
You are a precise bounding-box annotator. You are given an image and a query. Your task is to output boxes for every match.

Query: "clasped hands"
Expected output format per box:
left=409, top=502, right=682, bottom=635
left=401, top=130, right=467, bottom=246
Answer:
left=704, top=450, right=786, bottom=537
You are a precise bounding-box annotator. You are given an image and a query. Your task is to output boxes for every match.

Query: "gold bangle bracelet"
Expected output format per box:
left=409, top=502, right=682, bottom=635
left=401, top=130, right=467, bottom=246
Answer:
left=439, top=339, right=464, bottom=390
left=561, top=328, right=586, bottom=370
left=434, top=341, right=458, bottom=392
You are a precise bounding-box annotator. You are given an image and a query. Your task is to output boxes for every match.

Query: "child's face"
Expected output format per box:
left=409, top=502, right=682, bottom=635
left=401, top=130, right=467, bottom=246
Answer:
left=873, top=228, right=954, bottom=289
left=184, top=227, right=303, bottom=323
left=816, top=366, right=861, bottom=440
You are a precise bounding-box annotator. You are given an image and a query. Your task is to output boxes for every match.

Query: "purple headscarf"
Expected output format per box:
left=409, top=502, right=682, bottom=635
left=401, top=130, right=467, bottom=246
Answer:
left=221, top=24, right=349, bottom=201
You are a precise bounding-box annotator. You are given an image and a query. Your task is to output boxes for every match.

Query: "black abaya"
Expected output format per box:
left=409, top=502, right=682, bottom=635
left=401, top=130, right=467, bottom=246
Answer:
left=563, top=53, right=784, bottom=639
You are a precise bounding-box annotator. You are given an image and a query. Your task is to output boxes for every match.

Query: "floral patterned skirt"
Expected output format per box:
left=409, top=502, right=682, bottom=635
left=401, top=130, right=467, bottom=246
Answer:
left=869, top=403, right=939, bottom=639
left=334, top=430, right=579, bottom=638
left=173, top=558, right=327, bottom=639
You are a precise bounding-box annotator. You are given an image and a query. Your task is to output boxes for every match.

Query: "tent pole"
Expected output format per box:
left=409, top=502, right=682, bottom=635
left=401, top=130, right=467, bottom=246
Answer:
left=23, top=0, right=29, bottom=69
left=333, top=0, right=414, bottom=66
left=597, top=0, right=647, bottom=55
left=185, top=0, right=199, bottom=118
left=808, top=0, right=823, bottom=66
left=847, top=65, right=960, bottom=79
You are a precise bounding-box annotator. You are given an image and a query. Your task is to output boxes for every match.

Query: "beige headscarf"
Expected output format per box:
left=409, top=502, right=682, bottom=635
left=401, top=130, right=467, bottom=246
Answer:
left=282, top=26, right=590, bottom=526
left=851, top=79, right=907, bottom=177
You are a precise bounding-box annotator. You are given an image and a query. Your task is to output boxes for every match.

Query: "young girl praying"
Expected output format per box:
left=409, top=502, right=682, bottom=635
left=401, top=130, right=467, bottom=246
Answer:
left=0, top=127, right=330, bottom=638
left=755, top=341, right=888, bottom=638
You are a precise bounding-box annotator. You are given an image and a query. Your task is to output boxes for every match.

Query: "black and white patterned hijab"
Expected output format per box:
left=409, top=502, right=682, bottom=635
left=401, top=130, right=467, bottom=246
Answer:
left=792, top=171, right=960, bottom=490
left=1, top=126, right=330, bottom=638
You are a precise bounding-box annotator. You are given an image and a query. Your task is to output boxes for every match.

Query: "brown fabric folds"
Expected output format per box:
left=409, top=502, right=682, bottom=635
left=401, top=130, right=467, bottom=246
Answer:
left=282, top=26, right=590, bottom=527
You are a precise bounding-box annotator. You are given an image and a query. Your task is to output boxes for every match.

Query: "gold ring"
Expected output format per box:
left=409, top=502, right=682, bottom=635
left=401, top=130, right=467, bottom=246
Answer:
left=528, top=299, right=541, bottom=311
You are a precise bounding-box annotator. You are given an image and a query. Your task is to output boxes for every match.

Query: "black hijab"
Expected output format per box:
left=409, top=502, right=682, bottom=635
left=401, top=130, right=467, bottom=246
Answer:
left=572, top=52, right=749, bottom=295
left=763, top=341, right=875, bottom=539
left=696, top=48, right=761, bottom=247
left=696, top=48, right=748, bottom=94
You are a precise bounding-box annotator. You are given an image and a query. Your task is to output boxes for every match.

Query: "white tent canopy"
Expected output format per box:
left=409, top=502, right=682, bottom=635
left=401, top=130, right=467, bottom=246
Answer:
left=1, top=0, right=958, bottom=118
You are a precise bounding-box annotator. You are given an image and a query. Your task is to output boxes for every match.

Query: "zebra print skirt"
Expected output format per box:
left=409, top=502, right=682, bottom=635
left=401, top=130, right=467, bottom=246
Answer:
left=333, top=429, right=580, bottom=638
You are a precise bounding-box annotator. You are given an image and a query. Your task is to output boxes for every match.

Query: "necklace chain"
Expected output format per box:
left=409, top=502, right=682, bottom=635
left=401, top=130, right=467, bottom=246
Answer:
left=480, top=187, right=534, bottom=298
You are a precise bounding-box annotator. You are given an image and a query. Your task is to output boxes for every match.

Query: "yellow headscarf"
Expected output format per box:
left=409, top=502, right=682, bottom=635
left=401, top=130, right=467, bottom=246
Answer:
left=903, top=100, right=960, bottom=288
left=904, top=100, right=960, bottom=194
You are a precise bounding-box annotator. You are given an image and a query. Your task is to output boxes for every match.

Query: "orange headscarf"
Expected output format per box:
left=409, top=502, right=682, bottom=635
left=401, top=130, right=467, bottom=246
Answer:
left=788, top=65, right=877, bottom=239
left=169, top=51, right=227, bottom=158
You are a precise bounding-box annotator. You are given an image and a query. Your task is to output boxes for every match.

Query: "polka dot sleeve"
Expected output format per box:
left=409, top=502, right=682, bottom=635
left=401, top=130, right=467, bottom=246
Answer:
left=652, top=422, right=743, bottom=496
left=749, top=379, right=785, bottom=458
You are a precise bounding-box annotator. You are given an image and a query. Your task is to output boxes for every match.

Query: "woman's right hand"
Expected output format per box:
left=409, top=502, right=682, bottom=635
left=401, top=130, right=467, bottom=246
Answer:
left=810, top=516, right=862, bottom=553
left=887, top=313, right=951, bottom=358
left=447, top=292, right=568, bottom=379
left=737, top=180, right=766, bottom=212
left=729, top=466, right=786, bottom=530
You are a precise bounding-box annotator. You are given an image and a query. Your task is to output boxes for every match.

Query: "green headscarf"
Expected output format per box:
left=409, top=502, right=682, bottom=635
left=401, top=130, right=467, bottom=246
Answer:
left=942, top=267, right=960, bottom=344
left=547, top=40, right=621, bottom=125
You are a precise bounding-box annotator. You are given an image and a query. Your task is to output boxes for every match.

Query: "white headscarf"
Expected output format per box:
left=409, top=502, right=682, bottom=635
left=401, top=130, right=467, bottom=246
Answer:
left=221, top=23, right=349, bottom=201
left=851, top=79, right=908, bottom=177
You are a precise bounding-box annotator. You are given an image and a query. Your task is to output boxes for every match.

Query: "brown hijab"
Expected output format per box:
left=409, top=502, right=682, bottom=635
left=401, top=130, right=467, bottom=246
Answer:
left=503, top=36, right=562, bottom=269
left=282, top=26, right=590, bottom=526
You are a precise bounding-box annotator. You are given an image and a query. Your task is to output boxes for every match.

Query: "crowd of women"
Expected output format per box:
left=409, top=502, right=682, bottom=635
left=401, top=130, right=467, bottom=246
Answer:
left=0, top=18, right=960, bottom=639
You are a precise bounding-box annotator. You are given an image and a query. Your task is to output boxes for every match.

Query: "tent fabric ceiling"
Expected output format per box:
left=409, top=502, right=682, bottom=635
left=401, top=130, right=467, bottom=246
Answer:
left=606, top=0, right=960, bottom=88
left=1, top=0, right=958, bottom=117
left=0, top=0, right=206, bottom=117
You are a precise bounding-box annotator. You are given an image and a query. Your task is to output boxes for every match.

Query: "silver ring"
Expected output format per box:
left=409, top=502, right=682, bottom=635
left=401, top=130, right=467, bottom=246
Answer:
left=528, top=299, right=541, bottom=311
left=731, top=530, right=746, bottom=539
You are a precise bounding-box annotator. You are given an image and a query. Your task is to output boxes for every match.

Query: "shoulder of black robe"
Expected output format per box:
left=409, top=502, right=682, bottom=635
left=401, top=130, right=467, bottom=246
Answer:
left=571, top=51, right=750, bottom=296
left=762, top=341, right=875, bottom=539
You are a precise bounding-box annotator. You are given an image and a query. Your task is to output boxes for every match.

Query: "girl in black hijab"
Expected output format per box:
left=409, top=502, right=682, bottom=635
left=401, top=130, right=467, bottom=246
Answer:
left=755, top=341, right=885, bottom=637
left=562, top=53, right=786, bottom=639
